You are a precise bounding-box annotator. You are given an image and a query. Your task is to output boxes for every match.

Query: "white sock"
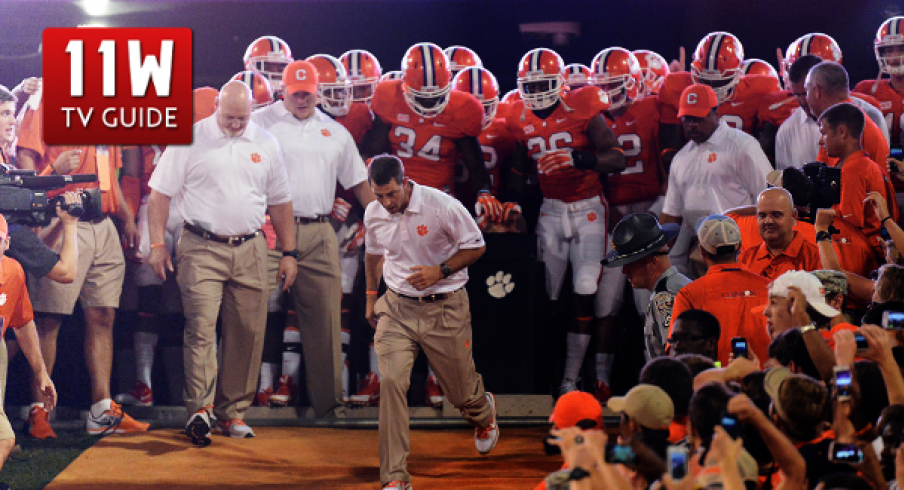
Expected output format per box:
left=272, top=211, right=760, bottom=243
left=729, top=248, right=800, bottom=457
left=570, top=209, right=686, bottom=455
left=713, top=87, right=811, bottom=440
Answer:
left=563, top=332, right=592, bottom=383
left=369, top=343, right=380, bottom=379
left=427, top=366, right=436, bottom=381
left=282, top=327, right=302, bottom=383
left=595, top=353, right=615, bottom=385
left=259, top=362, right=277, bottom=392
left=91, top=398, right=112, bottom=417
left=134, top=331, right=158, bottom=389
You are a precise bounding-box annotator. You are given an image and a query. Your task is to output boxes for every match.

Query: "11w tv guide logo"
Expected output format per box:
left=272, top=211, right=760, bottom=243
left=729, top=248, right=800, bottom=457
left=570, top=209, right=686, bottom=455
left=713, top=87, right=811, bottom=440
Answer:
left=43, top=28, right=193, bottom=145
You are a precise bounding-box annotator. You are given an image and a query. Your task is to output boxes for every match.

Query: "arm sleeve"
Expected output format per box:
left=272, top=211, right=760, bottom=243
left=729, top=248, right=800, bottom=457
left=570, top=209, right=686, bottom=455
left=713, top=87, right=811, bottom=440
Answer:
left=661, top=163, right=684, bottom=217
left=337, top=129, right=368, bottom=189
left=774, top=120, right=794, bottom=170
left=838, top=169, right=868, bottom=228
left=5, top=225, right=59, bottom=279
left=147, top=145, right=187, bottom=198
left=444, top=199, right=486, bottom=250
left=8, top=261, right=34, bottom=329
left=364, top=205, right=385, bottom=256
left=739, top=140, right=772, bottom=202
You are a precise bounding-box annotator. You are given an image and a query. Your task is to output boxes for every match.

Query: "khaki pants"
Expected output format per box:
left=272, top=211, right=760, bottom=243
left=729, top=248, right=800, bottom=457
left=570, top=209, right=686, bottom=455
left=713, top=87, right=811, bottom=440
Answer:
left=176, top=230, right=268, bottom=421
left=374, top=289, right=492, bottom=484
left=0, top=340, right=12, bottom=441
left=286, top=222, right=343, bottom=417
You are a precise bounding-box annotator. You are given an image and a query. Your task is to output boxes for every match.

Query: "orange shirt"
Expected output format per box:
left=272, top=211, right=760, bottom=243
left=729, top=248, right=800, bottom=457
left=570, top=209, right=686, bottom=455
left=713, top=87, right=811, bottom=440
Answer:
left=16, top=101, right=122, bottom=214
left=669, top=416, right=689, bottom=444
left=738, top=231, right=822, bottom=280
left=825, top=150, right=891, bottom=253
left=0, top=256, right=34, bottom=337
left=730, top=213, right=818, bottom=253
left=670, top=264, right=771, bottom=365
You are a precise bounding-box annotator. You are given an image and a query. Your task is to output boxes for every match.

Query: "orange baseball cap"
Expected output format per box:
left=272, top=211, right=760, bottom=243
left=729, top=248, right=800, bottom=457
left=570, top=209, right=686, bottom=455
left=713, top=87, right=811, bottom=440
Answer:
left=677, top=83, right=718, bottom=118
left=549, top=391, right=603, bottom=430
left=282, top=60, right=319, bottom=95
left=0, top=213, right=8, bottom=241
left=192, top=87, right=218, bottom=123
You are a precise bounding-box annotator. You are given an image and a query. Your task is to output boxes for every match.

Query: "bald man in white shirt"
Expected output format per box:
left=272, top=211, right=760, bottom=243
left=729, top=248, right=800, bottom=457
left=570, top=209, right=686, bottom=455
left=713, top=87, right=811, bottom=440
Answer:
left=364, top=155, right=497, bottom=490
left=147, top=81, right=297, bottom=446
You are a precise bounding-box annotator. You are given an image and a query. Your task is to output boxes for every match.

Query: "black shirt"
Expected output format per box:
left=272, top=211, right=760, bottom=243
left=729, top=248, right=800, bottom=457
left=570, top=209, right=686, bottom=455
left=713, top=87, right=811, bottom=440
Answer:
left=6, top=223, right=60, bottom=279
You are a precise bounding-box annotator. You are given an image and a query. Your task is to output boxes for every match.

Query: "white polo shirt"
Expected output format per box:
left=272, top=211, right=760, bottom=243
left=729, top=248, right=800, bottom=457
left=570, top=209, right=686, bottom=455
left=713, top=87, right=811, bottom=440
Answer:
left=149, top=115, right=292, bottom=236
left=663, top=121, right=771, bottom=227
left=365, top=182, right=485, bottom=296
left=251, top=104, right=367, bottom=218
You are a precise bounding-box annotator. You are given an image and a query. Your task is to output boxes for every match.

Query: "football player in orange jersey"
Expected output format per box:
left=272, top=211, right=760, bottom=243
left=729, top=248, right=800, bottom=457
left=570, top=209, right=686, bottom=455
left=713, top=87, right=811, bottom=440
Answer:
left=340, top=49, right=382, bottom=108
left=451, top=66, right=520, bottom=230
left=659, top=32, right=781, bottom=168
left=505, top=47, right=626, bottom=399
left=444, top=45, right=482, bottom=78
left=633, top=50, right=670, bottom=97
left=856, top=17, right=904, bottom=157
left=243, top=36, right=293, bottom=99
left=590, top=47, right=665, bottom=400
left=361, top=42, right=498, bottom=214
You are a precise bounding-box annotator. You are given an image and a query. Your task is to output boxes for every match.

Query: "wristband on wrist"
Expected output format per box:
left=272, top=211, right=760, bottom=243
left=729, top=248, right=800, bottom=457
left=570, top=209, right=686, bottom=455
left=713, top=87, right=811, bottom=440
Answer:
left=815, top=230, right=832, bottom=242
left=149, top=243, right=166, bottom=249
left=365, top=291, right=379, bottom=295
left=882, top=216, right=894, bottom=226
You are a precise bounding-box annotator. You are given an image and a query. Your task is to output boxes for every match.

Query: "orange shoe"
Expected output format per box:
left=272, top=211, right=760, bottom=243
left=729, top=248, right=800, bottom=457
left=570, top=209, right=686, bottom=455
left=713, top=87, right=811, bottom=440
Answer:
left=425, top=375, right=444, bottom=408
left=349, top=372, right=380, bottom=406
left=255, top=386, right=273, bottom=407
left=86, top=400, right=150, bottom=436
left=270, top=375, right=297, bottom=407
left=28, top=405, right=57, bottom=439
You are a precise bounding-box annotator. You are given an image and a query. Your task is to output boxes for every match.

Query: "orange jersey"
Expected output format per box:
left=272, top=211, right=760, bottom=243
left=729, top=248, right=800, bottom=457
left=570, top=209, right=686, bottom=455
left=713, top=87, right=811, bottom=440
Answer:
left=757, top=90, right=798, bottom=128
left=605, top=96, right=663, bottom=205
left=660, top=73, right=781, bottom=134
left=0, top=256, right=34, bottom=336
left=738, top=231, right=822, bottom=280
left=506, top=86, right=608, bottom=202
left=831, top=217, right=880, bottom=279
left=371, top=79, right=483, bottom=193
left=334, top=102, right=374, bottom=145
left=669, top=264, right=771, bottom=365
left=17, top=101, right=122, bottom=214
left=454, top=117, right=517, bottom=210
left=854, top=79, right=904, bottom=147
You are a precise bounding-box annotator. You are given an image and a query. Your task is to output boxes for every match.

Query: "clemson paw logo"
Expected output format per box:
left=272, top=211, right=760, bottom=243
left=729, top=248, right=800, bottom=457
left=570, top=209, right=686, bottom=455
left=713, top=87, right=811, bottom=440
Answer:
left=707, top=152, right=717, bottom=163
left=587, top=212, right=598, bottom=222
left=417, top=224, right=428, bottom=236
left=486, top=271, right=515, bottom=299
left=321, top=129, right=331, bottom=137
left=251, top=153, right=261, bottom=163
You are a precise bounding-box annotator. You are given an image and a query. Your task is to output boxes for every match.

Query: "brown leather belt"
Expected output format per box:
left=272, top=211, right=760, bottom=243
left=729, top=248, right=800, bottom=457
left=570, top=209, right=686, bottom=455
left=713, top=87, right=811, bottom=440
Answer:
left=295, top=215, right=330, bottom=224
left=184, top=222, right=260, bottom=246
left=392, top=288, right=462, bottom=303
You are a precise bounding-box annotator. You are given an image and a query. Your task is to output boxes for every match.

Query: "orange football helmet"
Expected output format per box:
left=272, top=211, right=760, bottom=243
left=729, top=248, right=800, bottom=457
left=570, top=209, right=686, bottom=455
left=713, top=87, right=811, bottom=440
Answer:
left=742, top=58, right=779, bottom=82
left=591, top=48, right=641, bottom=110
left=305, top=54, right=350, bottom=117
left=401, top=42, right=452, bottom=118
left=232, top=71, right=273, bottom=109
left=691, top=31, right=745, bottom=103
left=876, top=17, right=904, bottom=75
left=381, top=71, right=404, bottom=81
left=783, top=33, right=843, bottom=78
left=340, top=49, right=382, bottom=104
left=243, top=36, right=293, bottom=93
left=633, top=49, right=669, bottom=98
left=444, top=45, right=483, bottom=75
left=452, top=66, right=500, bottom=129
left=563, top=63, right=592, bottom=89
left=517, top=48, right=566, bottom=111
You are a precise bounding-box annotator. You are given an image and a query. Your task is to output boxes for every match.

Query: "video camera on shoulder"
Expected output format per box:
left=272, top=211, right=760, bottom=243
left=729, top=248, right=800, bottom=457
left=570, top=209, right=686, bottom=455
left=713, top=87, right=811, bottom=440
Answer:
left=803, top=162, right=842, bottom=211
left=0, top=164, right=102, bottom=227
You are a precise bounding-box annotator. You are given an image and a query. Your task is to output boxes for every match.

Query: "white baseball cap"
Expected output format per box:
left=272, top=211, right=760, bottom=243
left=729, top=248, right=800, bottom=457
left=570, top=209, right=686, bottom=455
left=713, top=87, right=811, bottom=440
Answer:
left=769, top=270, right=841, bottom=318
left=695, top=214, right=742, bottom=254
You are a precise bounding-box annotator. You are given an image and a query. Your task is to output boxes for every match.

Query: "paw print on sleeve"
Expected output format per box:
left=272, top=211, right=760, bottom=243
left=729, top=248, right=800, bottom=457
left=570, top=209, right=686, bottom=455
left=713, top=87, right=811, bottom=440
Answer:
left=486, top=271, right=515, bottom=299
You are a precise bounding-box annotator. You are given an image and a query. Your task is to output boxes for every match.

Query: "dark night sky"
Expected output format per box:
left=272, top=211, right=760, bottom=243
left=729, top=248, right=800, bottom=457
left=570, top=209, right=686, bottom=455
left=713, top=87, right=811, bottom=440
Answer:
left=2, top=0, right=903, bottom=93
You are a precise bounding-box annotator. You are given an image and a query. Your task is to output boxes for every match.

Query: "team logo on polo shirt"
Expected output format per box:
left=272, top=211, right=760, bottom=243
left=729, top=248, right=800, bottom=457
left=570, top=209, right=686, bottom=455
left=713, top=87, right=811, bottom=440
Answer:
left=321, top=129, right=331, bottom=137
left=251, top=153, right=261, bottom=163
left=721, top=290, right=756, bottom=298
left=587, top=212, right=598, bottom=222
left=417, top=224, right=428, bottom=236
left=707, top=153, right=718, bottom=163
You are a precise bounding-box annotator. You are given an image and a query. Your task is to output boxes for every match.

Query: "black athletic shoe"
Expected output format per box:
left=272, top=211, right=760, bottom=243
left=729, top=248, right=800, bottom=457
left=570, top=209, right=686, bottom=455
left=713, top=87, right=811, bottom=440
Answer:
left=185, top=408, right=212, bottom=447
